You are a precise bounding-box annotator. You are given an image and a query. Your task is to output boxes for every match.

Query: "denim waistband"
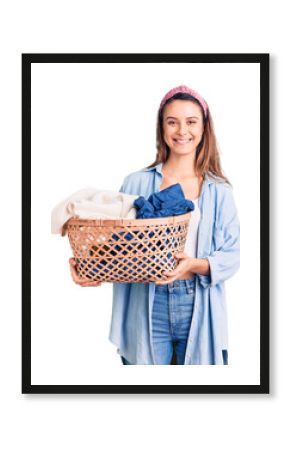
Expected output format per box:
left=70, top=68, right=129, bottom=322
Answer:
left=155, top=277, right=196, bottom=294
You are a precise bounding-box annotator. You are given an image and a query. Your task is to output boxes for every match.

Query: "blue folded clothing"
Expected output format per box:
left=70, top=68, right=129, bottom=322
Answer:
left=133, top=183, right=194, bottom=218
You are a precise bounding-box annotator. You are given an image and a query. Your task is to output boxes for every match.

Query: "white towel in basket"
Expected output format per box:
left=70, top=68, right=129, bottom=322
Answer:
left=51, top=188, right=138, bottom=235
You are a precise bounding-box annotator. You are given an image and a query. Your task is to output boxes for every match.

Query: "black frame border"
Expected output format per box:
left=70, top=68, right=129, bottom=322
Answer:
left=22, top=53, right=269, bottom=394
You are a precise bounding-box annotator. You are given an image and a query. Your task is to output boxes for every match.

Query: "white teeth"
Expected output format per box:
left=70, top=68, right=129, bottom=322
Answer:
left=175, top=139, right=191, bottom=143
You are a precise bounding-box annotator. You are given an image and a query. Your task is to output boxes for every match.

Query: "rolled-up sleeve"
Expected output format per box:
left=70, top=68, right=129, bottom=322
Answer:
left=198, top=185, right=240, bottom=288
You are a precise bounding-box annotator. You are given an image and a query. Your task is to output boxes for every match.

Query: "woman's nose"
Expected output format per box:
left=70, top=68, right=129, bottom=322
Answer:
left=177, top=123, right=188, bottom=134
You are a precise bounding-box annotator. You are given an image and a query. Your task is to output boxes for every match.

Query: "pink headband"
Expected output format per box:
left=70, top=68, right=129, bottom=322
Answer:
left=159, top=85, right=208, bottom=118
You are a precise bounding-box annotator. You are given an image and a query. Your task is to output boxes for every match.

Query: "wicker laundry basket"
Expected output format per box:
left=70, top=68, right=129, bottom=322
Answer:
left=67, top=213, right=191, bottom=283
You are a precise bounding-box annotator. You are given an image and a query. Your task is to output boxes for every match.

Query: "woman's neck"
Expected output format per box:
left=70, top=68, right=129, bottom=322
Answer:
left=163, top=153, right=198, bottom=180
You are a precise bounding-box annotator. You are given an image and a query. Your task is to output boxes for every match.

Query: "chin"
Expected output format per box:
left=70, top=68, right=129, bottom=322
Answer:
left=171, top=147, right=195, bottom=156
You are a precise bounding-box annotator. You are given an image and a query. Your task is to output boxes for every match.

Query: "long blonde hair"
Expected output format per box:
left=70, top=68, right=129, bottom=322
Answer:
left=147, top=93, right=229, bottom=184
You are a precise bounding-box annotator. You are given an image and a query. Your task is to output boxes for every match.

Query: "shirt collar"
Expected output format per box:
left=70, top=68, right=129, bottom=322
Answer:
left=142, top=162, right=215, bottom=185
left=142, top=162, right=163, bottom=175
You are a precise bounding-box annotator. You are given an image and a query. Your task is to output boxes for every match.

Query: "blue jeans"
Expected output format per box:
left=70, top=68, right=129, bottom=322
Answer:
left=121, top=278, right=196, bottom=365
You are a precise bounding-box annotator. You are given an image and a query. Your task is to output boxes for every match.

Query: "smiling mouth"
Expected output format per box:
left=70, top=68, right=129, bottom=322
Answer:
left=173, top=139, right=192, bottom=144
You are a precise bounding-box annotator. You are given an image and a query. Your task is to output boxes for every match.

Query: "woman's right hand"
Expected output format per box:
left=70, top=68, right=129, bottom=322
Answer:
left=69, top=258, right=102, bottom=287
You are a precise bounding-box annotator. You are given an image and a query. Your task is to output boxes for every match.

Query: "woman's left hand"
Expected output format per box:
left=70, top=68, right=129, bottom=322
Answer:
left=155, top=252, right=194, bottom=285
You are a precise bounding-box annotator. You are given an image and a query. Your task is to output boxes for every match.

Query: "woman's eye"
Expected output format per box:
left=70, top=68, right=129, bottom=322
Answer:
left=167, top=121, right=196, bottom=126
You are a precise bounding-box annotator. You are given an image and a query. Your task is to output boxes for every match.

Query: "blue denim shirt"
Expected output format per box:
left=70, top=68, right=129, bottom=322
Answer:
left=109, top=163, right=240, bottom=364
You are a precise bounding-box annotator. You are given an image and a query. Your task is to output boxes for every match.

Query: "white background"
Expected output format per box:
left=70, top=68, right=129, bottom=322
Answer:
left=31, top=62, right=259, bottom=385
left=0, top=0, right=287, bottom=449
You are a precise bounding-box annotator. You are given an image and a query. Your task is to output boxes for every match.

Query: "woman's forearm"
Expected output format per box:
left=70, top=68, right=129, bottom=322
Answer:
left=190, top=258, right=210, bottom=276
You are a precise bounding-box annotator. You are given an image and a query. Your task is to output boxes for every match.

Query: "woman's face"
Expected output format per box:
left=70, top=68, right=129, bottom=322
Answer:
left=162, top=99, right=204, bottom=156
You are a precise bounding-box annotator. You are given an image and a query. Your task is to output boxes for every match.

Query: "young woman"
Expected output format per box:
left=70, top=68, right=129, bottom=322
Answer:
left=69, top=85, right=240, bottom=365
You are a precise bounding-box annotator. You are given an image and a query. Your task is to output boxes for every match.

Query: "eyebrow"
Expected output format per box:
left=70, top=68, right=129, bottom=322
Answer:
left=165, top=116, right=200, bottom=120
